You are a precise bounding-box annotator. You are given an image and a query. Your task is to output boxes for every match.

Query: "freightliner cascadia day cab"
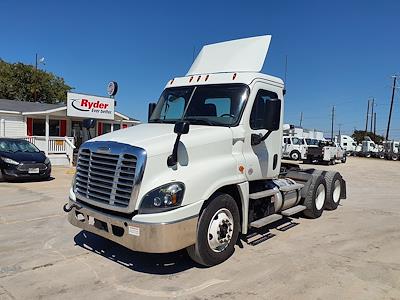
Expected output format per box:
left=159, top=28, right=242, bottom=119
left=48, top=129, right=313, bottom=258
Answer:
left=64, top=36, right=347, bottom=266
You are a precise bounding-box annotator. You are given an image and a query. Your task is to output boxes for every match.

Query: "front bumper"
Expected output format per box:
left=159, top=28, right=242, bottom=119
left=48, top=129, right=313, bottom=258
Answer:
left=67, top=199, right=198, bottom=253
left=2, top=164, right=51, bottom=179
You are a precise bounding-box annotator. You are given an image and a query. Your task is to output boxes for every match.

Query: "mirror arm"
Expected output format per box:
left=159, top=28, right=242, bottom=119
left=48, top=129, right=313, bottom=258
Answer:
left=251, top=131, right=272, bottom=145
left=167, top=134, right=182, bottom=167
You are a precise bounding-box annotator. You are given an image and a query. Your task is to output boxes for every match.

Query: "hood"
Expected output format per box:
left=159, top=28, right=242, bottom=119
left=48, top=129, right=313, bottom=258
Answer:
left=91, top=123, right=233, bottom=157
left=0, top=151, right=46, bottom=163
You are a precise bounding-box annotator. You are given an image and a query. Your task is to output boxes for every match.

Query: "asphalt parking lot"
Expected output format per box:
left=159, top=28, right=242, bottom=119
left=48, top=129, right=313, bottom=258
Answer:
left=1, top=157, right=400, bottom=300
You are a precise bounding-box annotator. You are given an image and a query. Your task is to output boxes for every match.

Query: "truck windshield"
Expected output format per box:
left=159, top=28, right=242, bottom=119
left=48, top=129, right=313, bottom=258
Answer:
left=292, top=137, right=304, bottom=145
left=149, top=84, right=249, bottom=126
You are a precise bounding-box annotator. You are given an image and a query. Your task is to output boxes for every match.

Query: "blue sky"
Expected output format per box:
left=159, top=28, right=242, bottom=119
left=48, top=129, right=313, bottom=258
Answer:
left=1, top=0, right=400, bottom=138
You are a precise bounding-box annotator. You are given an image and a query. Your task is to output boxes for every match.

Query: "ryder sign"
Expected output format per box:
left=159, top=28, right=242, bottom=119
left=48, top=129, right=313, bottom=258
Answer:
left=67, top=92, right=115, bottom=120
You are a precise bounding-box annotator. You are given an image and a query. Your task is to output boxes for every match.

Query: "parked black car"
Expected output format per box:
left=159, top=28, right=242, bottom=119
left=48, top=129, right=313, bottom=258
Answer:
left=0, top=138, right=51, bottom=181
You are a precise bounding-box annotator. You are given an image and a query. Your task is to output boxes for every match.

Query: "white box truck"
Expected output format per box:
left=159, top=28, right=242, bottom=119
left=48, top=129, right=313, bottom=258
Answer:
left=64, top=36, right=347, bottom=266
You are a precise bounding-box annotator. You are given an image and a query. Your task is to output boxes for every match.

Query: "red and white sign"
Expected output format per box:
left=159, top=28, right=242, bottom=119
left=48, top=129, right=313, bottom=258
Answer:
left=67, top=92, right=115, bottom=120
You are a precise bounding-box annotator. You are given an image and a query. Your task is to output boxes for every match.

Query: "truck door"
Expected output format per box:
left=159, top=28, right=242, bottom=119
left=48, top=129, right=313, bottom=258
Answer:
left=243, top=83, right=283, bottom=180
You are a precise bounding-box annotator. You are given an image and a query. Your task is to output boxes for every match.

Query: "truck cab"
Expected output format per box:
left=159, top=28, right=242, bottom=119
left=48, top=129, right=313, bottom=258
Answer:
left=65, top=36, right=346, bottom=266
left=282, top=136, right=307, bottom=160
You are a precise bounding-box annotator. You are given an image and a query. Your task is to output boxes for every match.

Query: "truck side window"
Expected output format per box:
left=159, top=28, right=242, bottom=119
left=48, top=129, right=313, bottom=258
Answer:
left=250, top=89, right=278, bottom=130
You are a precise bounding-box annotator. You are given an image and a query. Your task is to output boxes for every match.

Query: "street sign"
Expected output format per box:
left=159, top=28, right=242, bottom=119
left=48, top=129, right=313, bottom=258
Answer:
left=107, top=81, right=118, bottom=96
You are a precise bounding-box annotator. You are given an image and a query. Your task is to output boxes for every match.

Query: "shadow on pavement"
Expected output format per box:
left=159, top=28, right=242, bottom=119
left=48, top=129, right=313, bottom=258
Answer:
left=74, top=230, right=199, bottom=275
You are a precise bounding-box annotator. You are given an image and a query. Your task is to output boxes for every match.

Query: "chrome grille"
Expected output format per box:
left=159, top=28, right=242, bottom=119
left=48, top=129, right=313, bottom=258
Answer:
left=75, top=146, right=139, bottom=209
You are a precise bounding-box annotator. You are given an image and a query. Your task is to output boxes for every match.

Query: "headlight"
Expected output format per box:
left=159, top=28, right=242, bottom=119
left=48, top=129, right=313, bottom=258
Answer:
left=139, top=182, right=185, bottom=214
left=0, top=157, right=19, bottom=165
left=44, top=157, right=50, bottom=165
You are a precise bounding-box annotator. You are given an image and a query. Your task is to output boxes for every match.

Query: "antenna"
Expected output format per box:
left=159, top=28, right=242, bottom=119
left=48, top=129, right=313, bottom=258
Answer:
left=284, top=55, right=288, bottom=85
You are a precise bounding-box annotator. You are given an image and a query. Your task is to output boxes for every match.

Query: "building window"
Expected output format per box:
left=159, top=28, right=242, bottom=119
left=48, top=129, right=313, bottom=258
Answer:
left=113, top=124, right=121, bottom=131
left=32, top=119, right=60, bottom=136
left=103, top=123, right=112, bottom=134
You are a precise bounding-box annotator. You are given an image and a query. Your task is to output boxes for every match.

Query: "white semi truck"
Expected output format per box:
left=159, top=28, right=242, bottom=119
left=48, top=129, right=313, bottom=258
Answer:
left=282, top=136, right=307, bottom=160
left=64, top=36, right=346, bottom=266
left=336, top=135, right=357, bottom=155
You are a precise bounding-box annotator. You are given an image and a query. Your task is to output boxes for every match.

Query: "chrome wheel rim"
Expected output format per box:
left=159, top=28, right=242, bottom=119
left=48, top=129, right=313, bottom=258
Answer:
left=315, top=184, right=326, bottom=210
left=207, top=208, right=234, bottom=253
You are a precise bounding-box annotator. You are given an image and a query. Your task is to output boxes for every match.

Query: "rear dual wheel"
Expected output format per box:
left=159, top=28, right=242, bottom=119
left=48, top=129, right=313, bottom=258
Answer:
left=303, top=174, right=327, bottom=218
left=312, top=170, right=343, bottom=210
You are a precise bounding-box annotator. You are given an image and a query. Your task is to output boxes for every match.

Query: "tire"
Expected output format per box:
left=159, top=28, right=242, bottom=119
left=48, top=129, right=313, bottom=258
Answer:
left=302, top=174, right=326, bottom=219
left=379, top=153, right=385, bottom=159
left=365, top=153, right=371, bottom=158
left=290, top=150, right=301, bottom=161
left=341, top=155, right=347, bottom=163
left=392, top=154, right=398, bottom=161
left=187, top=193, right=240, bottom=266
left=323, top=171, right=343, bottom=210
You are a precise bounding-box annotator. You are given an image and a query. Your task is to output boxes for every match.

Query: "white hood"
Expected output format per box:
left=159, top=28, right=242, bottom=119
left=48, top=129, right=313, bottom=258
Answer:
left=91, top=123, right=233, bottom=157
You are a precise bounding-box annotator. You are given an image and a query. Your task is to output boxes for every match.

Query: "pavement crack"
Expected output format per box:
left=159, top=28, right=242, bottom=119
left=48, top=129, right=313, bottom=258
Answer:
left=32, top=263, right=54, bottom=270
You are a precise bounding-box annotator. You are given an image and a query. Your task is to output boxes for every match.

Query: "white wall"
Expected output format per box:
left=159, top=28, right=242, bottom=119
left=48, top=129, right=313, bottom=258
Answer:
left=0, top=113, right=26, bottom=137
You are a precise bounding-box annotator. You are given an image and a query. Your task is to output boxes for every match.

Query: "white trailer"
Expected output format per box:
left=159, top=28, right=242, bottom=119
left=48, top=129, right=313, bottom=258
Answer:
left=64, top=36, right=347, bottom=266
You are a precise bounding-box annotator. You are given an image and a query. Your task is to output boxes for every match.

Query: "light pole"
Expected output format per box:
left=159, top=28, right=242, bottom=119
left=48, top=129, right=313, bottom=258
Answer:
left=34, top=53, right=45, bottom=102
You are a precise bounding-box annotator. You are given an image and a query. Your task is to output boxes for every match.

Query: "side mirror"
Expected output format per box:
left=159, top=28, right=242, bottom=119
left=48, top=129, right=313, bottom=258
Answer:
left=264, top=99, right=281, bottom=131
left=168, top=121, right=190, bottom=167
left=148, top=102, right=156, bottom=121
left=82, top=118, right=96, bottom=129
left=174, top=121, right=190, bottom=135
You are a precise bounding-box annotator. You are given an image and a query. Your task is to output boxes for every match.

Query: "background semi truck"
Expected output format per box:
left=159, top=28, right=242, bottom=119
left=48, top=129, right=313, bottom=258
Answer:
left=64, top=36, right=347, bottom=266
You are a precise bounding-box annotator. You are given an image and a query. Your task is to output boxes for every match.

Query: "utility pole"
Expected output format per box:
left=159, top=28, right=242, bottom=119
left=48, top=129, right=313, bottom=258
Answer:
left=365, top=99, right=370, bottom=135
left=331, top=106, right=335, bottom=141
left=386, top=76, right=397, bottom=140
left=370, top=98, right=374, bottom=133
left=34, top=53, right=38, bottom=102
left=373, top=112, right=377, bottom=137
left=299, top=112, right=303, bottom=127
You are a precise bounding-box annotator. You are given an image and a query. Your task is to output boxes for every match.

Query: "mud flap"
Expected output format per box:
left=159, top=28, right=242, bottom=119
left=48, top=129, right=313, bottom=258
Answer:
left=340, top=178, right=347, bottom=199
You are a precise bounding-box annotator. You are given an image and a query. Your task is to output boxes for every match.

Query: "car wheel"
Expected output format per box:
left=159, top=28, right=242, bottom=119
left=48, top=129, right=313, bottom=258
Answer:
left=187, top=193, right=240, bottom=266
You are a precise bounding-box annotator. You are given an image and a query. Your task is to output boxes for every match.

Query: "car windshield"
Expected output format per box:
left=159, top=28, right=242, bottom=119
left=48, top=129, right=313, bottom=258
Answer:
left=0, top=139, right=40, bottom=153
left=149, top=84, right=249, bottom=126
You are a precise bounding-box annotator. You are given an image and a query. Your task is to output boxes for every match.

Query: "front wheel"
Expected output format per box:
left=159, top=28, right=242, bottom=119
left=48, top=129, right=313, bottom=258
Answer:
left=187, top=193, right=240, bottom=266
left=290, top=150, right=301, bottom=161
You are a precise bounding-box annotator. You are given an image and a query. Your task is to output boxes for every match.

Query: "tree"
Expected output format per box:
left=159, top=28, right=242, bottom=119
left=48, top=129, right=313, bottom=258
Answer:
left=351, top=130, right=385, bottom=144
left=0, top=59, right=72, bottom=103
